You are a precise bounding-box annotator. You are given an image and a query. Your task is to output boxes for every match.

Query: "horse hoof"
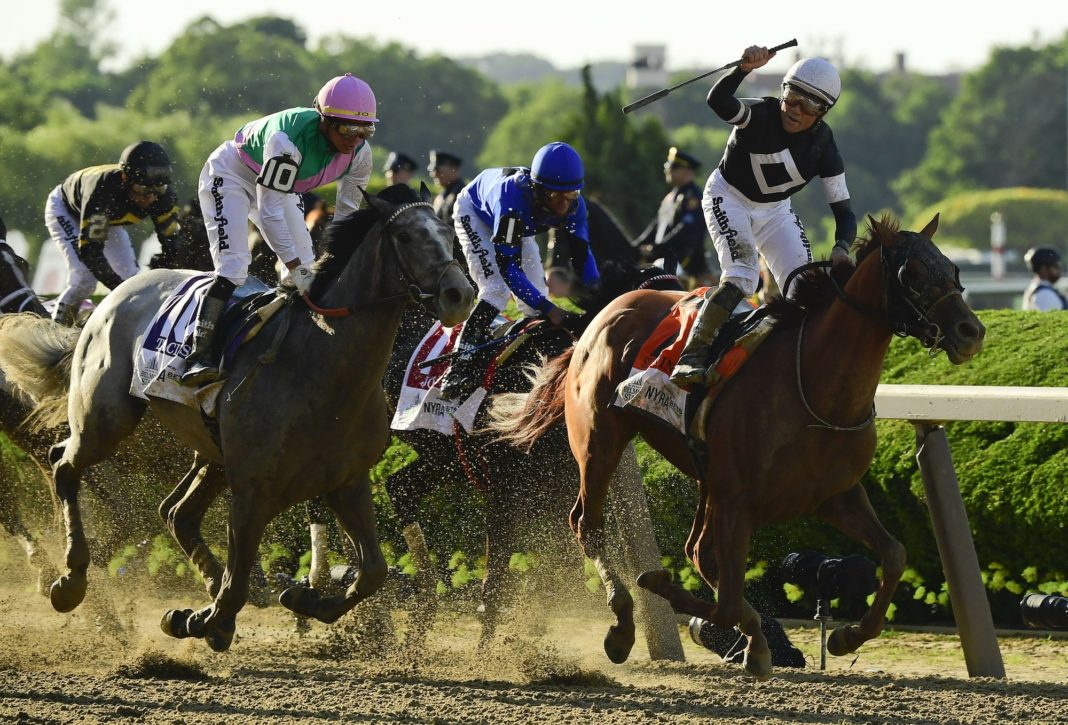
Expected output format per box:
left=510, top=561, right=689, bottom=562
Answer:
left=603, top=624, right=635, bottom=664
left=636, top=569, right=672, bottom=596
left=827, top=625, right=859, bottom=656
left=743, top=648, right=773, bottom=680
left=160, top=608, right=195, bottom=639
left=49, top=575, right=87, bottom=613
left=205, top=617, right=236, bottom=652
left=279, top=585, right=322, bottom=618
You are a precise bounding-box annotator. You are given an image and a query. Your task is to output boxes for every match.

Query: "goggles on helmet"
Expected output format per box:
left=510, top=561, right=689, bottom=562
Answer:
left=130, top=181, right=169, bottom=196
left=326, top=117, right=375, bottom=139
left=781, top=85, right=829, bottom=117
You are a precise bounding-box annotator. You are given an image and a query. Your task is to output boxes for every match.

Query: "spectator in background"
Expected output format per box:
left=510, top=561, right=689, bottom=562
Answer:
left=428, top=150, right=465, bottom=229
left=633, top=147, right=712, bottom=288
left=1023, top=246, right=1066, bottom=311
left=384, top=152, right=418, bottom=187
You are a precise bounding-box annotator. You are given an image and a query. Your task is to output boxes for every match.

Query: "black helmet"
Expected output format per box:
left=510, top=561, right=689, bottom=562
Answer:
left=119, top=141, right=172, bottom=185
left=1024, top=246, right=1062, bottom=273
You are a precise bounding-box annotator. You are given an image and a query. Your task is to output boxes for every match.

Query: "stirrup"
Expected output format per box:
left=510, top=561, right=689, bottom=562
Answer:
left=180, top=360, right=221, bottom=387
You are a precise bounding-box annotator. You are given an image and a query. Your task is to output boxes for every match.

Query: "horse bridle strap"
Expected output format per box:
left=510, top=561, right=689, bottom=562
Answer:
left=0, top=286, right=36, bottom=312
left=796, top=317, right=875, bottom=432
left=302, top=201, right=453, bottom=317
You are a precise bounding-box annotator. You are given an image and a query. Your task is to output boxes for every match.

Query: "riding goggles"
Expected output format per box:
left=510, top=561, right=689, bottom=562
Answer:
left=780, top=86, right=829, bottom=117
left=130, top=182, right=169, bottom=196
left=543, top=189, right=581, bottom=204
left=329, top=118, right=376, bottom=139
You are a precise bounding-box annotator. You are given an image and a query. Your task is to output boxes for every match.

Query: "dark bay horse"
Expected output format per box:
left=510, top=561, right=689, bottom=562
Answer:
left=494, top=215, right=986, bottom=677
left=0, top=185, right=473, bottom=651
left=380, top=259, right=681, bottom=646
left=0, top=241, right=56, bottom=588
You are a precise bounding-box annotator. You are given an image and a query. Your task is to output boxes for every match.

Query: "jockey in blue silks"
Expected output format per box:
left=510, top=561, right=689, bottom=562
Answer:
left=439, top=141, right=599, bottom=400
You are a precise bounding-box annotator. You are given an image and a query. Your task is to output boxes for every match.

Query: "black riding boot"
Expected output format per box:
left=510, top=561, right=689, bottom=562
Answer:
left=52, top=301, right=79, bottom=327
left=180, top=278, right=235, bottom=387
left=439, top=299, right=499, bottom=400
left=669, top=281, right=745, bottom=388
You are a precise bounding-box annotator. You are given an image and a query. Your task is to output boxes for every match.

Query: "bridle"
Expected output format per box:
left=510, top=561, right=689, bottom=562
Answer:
left=783, top=233, right=964, bottom=431
left=302, top=201, right=461, bottom=318
left=782, top=235, right=964, bottom=355
left=0, top=245, right=40, bottom=313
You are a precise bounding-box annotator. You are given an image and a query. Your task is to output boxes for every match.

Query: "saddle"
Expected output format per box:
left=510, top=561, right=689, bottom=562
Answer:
left=391, top=315, right=543, bottom=436
left=211, top=277, right=288, bottom=374
left=613, top=290, right=775, bottom=444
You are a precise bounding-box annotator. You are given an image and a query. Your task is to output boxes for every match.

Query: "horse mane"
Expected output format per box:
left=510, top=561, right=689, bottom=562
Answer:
left=309, top=184, right=419, bottom=298
left=764, top=214, right=897, bottom=327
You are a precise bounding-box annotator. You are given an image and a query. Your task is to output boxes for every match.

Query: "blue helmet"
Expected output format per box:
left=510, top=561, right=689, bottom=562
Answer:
left=531, top=142, right=584, bottom=191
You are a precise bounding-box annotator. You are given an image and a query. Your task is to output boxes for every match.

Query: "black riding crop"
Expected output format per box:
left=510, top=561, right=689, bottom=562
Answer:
left=622, top=39, right=798, bottom=114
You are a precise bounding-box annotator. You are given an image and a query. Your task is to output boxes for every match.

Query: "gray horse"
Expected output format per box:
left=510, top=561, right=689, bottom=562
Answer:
left=0, top=185, right=473, bottom=651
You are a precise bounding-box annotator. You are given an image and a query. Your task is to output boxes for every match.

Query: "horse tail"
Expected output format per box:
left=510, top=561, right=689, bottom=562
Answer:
left=487, top=347, right=575, bottom=453
left=0, top=313, right=79, bottom=431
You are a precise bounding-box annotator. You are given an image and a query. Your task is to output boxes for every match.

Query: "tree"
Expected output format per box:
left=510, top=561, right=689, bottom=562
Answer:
left=128, top=16, right=320, bottom=118
left=560, top=67, right=669, bottom=233
left=893, top=36, right=1068, bottom=216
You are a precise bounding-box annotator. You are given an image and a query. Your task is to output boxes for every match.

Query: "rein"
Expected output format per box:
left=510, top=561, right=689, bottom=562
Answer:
left=0, top=286, right=38, bottom=313
left=795, top=316, right=875, bottom=432
left=301, top=201, right=458, bottom=317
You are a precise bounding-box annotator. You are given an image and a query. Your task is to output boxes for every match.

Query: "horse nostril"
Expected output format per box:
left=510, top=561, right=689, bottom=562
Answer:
left=958, top=320, right=984, bottom=342
left=441, top=286, right=465, bottom=309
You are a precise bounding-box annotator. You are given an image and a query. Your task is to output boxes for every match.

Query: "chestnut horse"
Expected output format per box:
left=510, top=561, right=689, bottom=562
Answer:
left=494, top=215, right=985, bottom=677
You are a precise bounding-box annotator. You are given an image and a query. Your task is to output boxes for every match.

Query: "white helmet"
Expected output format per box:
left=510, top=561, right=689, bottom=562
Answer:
left=782, top=57, right=841, bottom=108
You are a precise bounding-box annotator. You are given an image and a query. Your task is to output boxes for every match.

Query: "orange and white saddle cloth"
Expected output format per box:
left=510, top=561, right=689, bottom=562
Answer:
left=612, top=289, right=773, bottom=436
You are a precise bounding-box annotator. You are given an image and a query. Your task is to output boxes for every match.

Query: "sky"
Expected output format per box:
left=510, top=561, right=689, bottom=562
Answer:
left=4, top=0, right=1068, bottom=75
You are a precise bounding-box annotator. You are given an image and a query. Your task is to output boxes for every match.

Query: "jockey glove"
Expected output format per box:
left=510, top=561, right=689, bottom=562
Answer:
left=291, top=264, right=316, bottom=295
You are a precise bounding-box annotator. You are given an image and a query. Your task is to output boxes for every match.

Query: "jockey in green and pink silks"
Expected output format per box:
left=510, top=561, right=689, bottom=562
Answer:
left=182, top=74, right=378, bottom=386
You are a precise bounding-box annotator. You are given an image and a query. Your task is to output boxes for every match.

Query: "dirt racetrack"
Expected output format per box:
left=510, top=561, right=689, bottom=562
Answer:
left=1, top=558, right=1066, bottom=724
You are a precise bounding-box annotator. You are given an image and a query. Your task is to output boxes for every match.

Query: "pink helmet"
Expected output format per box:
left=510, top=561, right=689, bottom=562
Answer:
left=314, top=73, right=378, bottom=123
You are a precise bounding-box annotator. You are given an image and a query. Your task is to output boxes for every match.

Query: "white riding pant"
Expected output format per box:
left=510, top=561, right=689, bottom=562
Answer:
left=702, top=169, right=813, bottom=298
left=453, top=194, right=548, bottom=316
left=198, top=141, right=313, bottom=287
left=44, top=185, right=138, bottom=308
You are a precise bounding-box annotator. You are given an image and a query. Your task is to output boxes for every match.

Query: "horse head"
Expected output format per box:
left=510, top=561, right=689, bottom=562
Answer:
left=867, top=214, right=985, bottom=364
left=0, top=243, right=47, bottom=315
left=322, top=184, right=474, bottom=327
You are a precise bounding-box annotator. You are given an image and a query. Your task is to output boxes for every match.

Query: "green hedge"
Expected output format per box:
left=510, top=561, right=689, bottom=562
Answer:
left=639, top=309, right=1068, bottom=625
left=910, top=187, right=1068, bottom=256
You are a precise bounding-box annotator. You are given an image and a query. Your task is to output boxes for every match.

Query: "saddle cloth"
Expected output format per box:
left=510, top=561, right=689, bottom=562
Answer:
left=612, top=288, right=771, bottom=436
left=130, top=273, right=284, bottom=412
left=391, top=313, right=525, bottom=435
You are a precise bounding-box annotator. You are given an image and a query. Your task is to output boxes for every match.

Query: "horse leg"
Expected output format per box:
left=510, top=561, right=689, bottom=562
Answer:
left=160, top=458, right=227, bottom=599
left=385, top=454, right=442, bottom=595
left=570, top=417, right=635, bottom=664
left=0, top=496, right=57, bottom=595
left=815, top=484, right=906, bottom=656
left=279, top=474, right=388, bottom=625
left=478, top=484, right=521, bottom=648
left=49, top=362, right=148, bottom=612
left=304, top=496, right=335, bottom=591
left=161, top=488, right=273, bottom=652
left=638, top=503, right=771, bottom=678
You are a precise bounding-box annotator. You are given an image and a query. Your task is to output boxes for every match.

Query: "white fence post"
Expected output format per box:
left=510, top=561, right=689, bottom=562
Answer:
left=913, top=423, right=1006, bottom=678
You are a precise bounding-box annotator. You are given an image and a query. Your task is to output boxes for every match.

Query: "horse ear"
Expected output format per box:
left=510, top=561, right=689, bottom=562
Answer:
left=358, top=186, right=389, bottom=216
left=868, top=214, right=889, bottom=241
left=920, top=213, right=940, bottom=239
left=418, top=181, right=432, bottom=204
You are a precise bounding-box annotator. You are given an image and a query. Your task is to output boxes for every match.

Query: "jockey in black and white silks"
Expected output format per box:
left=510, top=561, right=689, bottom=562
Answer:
left=671, top=45, right=858, bottom=388
left=44, top=141, right=181, bottom=326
